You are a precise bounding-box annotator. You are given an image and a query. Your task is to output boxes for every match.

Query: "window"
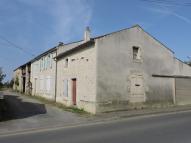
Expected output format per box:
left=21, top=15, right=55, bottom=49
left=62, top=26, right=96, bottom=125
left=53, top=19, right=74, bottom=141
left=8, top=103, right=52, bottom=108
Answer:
left=45, top=57, right=47, bottom=70
left=50, top=54, right=53, bottom=69
left=47, top=54, right=51, bottom=68
left=40, top=76, right=44, bottom=90
left=39, top=60, right=42, bottom=71
left=64, top=58, right=68, bottom=68
left=133, top=46, right=141, bottom=60
left=63, top=79, right=68, bottom=97
left=46, top=76, right=51, bottom=92
left=43, top=57, right=45, bottom=70
left=40, top=59, right=43, bottom=71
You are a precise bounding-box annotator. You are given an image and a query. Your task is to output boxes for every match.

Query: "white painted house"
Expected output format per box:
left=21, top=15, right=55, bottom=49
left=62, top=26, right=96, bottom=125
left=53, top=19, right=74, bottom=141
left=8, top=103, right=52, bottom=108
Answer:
left=30, top=47, right=57, bottom=100
left=13, top=25, right=191, bottom=114
left=55, top=25, right=191, bottom=114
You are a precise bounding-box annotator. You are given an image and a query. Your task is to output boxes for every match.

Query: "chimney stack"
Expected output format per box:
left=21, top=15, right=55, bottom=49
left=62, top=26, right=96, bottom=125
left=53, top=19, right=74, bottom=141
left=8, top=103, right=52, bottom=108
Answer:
left=84, top=26, right=91, bottom=41
left=58, top=42, right=64, bottom=46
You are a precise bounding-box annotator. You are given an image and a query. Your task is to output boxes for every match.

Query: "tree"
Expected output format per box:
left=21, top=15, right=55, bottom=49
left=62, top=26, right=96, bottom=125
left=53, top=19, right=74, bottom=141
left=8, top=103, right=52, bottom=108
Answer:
left=3, top=79, right=14, bottom=88
left=15, top=76, right=19, bottom=87
left=185, top=61, right=191, bottom=66
left=9, top=79, right=14, bottom=88
left=0, top=67, right=6, bottom=89
left=188, top=62, right=191, bottom=66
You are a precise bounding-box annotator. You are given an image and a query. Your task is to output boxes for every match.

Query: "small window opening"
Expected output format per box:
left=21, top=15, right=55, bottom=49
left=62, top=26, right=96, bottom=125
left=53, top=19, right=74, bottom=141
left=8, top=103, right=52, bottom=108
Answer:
left=64, top=58, right=68, bottom=68
left=133, top=46, right=141, bottom=60
left=135, top=84, right=140, bottom=86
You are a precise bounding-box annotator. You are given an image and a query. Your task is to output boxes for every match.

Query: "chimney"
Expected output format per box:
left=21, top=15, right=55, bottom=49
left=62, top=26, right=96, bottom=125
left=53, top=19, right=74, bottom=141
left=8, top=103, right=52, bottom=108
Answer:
left=58, top=42, right=64, bottom=46
left=84, top=26, right=91, bottom=41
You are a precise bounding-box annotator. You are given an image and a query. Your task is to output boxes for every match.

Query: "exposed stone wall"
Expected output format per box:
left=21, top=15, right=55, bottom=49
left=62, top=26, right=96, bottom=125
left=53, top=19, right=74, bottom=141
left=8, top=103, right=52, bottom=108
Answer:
left=13, top=69, right=22, bottom=92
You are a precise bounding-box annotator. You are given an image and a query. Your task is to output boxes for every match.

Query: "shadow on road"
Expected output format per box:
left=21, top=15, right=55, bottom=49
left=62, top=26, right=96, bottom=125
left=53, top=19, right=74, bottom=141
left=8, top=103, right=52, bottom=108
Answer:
left=1, top=94, right=47, bottom=121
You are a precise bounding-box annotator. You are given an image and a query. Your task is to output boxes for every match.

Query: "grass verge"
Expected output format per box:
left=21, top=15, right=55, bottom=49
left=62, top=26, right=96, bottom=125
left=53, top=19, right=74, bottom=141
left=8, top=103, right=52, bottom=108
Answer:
left=23, top=93, right=89, bottom=115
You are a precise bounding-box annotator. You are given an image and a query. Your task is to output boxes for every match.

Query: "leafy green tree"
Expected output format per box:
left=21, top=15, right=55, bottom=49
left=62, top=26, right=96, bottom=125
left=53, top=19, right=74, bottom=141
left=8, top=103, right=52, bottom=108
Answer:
left=15, top=76, right=19, bottom=87
left=3, top=79, right=14, bottom=88
left=185, top=61, right=191, bottom=66
left=0, top=68, right=6, bottom=89
left=9, top=79, right=14, bottom=88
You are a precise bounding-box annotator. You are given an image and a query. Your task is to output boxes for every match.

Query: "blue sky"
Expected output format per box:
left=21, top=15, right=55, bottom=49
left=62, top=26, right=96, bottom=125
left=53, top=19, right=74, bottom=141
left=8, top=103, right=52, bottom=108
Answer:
left=1, top=0, right=191, bottom=81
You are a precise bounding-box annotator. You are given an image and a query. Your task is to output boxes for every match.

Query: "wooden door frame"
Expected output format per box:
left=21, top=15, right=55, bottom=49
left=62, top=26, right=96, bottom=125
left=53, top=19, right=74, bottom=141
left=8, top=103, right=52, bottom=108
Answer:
left=129, top=74, right=145, bottom=102
left=34, top=78, right=37, bottom=95
left=71, top=78, right=77, bottom=105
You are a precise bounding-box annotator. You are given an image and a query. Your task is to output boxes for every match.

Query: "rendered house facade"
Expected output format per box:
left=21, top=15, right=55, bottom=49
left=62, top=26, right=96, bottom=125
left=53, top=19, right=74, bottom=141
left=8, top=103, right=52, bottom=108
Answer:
left=56, top=25, right=191, bottom=113
left=30, top=47, right=57, bottom=100
left=13, top=25, right=191, bottom=114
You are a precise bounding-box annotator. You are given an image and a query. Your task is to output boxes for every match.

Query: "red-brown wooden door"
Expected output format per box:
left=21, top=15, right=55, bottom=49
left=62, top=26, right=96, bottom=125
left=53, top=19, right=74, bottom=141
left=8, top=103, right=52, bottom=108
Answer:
left=72, top=79, right=77, bottom=105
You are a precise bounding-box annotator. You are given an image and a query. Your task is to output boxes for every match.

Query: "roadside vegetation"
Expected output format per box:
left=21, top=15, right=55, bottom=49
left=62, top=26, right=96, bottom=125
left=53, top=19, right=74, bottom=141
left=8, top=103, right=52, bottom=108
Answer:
left=0, top=67, right=6, bottom=90
left=23, top=93, right=89, bottom=115
left=0, top=67, right=14, bottom=91
left=185, top=60, right=191, bottom=66
left=0, top=67, right=7, bottom=120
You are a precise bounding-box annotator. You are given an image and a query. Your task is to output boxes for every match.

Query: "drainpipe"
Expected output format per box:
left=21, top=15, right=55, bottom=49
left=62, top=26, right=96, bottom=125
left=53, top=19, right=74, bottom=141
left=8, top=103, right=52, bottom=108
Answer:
left=54, top=49, right=58, bottom=102
left=54, top=42, right=64, bottom=102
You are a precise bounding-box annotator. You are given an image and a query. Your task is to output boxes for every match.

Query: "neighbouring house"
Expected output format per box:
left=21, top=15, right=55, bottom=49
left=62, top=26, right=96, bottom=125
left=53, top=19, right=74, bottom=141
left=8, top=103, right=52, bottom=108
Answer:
left=13, top=62, right=31, bottom=94
left=30, top=47, right=57, bottom=100
left=55, top=25, right=191, bottom=114
left=13, top=25, right=191, bottom=114
left=13, top=68, right=22, bottom=91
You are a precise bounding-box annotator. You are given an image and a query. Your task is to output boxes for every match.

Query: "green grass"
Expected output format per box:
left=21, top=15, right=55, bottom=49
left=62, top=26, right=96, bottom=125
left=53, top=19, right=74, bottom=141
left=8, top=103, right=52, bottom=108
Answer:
left=23, top=93, right=88, bottom=115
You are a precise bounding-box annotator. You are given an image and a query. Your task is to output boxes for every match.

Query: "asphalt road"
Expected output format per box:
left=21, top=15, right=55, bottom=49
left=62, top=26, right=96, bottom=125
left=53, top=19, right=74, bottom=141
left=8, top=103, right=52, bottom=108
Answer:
left=1, top=110, right=191, bottom=143
left=0, top=91, right=89, bottom=134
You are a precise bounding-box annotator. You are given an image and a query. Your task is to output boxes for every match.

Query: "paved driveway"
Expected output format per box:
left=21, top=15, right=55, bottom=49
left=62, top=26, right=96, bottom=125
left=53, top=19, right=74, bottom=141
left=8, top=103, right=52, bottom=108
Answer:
left=0, top=91, right=91, bottom=134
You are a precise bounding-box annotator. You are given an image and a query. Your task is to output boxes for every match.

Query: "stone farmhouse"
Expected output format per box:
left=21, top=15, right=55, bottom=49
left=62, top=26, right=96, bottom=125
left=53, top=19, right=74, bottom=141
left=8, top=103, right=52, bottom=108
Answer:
left=13, top=25, right=191, bottom=114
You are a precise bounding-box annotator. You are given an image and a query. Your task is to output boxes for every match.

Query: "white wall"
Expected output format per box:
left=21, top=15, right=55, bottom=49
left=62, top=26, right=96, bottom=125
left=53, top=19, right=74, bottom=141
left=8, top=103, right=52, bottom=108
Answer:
left=31, top=51, right=56, bottom=100
left=56, top=44, right=97, bottom=113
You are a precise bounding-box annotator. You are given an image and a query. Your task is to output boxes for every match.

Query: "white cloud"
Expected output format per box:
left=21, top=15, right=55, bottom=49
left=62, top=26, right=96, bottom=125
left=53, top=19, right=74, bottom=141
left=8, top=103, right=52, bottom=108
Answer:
left=0, top=0, right=93, bottom=50
left=171, top=12, right=191, bottom=24
left=17, top=0, right=93, bottom=44
left=0, top=0, right=93, bottom=81
left=142, top=5, right=191, bottom=25
left=49, top=0, right=93, bottom=42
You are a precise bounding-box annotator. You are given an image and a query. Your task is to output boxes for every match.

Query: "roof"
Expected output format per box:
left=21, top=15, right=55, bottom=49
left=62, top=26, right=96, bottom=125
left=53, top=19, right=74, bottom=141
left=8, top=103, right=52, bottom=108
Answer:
left=14, top=24, right=176, bottom=70
left=14, top=61, right=31, bottom=71
left=93, top=25, right=139, bottom=39
left=14, top=40, right=84, bottom=71
left=137, top=25, right=174, bottom=54
left=14, top=47, right=56, bottom=71
left=30, top=47, right=57, bottom=62
left=30, top=40, right=84, bottom=63
left=56, top=39, right=95, bottom=60
left=56, top=24, right=175, bottom=60
left=94, top=24, right=174, bottom=54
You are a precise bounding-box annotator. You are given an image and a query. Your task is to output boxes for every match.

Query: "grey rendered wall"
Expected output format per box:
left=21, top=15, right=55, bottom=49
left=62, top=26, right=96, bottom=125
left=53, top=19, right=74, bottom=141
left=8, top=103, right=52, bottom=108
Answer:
left=174, top=59, right=191, bottom=105
left=175, top=78, right=191, bottom=105
left=174, top=58, right=191, bottom=76
left=96, top=26, right=175, bottom=112
left=56, top=44, right=97, bottom=113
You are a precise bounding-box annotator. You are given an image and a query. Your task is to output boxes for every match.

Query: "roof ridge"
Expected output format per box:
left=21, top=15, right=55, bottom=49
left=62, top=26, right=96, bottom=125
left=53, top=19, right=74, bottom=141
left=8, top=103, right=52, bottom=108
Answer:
left=93, top=24, right=141, bottom=39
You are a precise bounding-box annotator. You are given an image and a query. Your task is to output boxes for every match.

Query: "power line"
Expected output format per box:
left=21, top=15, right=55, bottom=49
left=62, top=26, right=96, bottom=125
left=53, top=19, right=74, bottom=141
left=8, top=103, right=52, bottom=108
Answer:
left=140, top=0, right=191, bottom=7
left=0, top=35, right=35, bottom=57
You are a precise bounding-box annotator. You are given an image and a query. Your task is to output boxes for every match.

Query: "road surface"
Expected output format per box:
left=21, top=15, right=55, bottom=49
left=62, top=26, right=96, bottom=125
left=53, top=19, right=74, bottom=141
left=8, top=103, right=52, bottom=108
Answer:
left=0, top=91, right=89, bottom=133
left=0, top=110, right=191, bottom=143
